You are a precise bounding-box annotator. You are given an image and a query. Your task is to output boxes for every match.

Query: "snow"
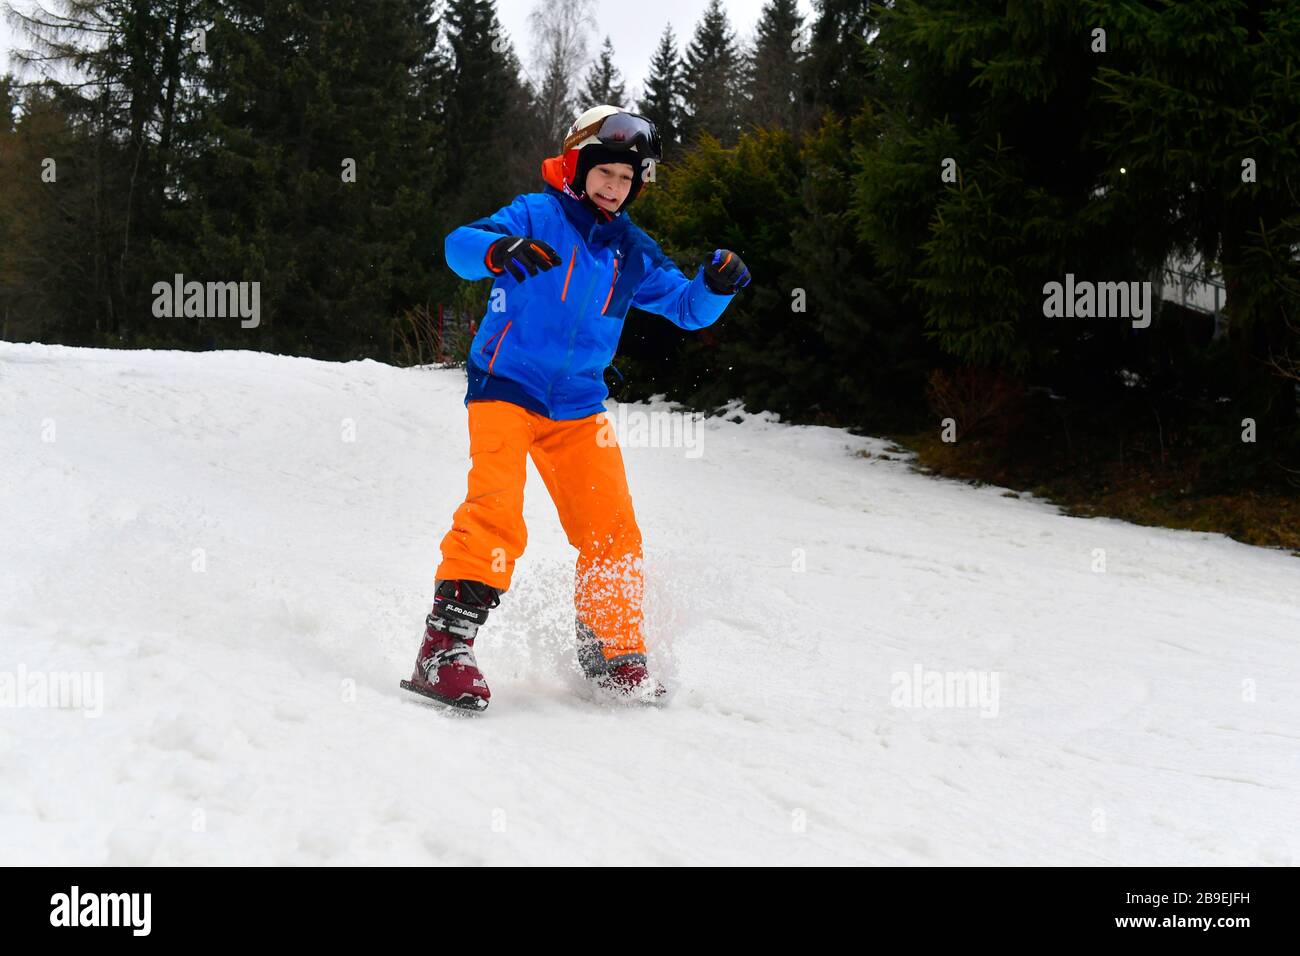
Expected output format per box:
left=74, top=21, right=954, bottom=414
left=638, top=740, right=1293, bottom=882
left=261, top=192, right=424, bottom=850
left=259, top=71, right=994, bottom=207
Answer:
left=1, top=341, right=1298, bottom=865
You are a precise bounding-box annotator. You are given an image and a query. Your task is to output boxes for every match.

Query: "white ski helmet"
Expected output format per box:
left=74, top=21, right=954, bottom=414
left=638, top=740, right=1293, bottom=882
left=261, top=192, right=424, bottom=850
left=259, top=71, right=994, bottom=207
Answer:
left=563, top=104, right=626, bottom=152
left=551, top=105, right=662, bottom=210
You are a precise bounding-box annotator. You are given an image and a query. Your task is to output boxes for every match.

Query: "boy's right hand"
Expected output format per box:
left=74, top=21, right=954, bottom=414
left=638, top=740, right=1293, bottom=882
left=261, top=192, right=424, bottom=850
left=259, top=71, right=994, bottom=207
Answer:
left=485, top=236, right=563, bottom=282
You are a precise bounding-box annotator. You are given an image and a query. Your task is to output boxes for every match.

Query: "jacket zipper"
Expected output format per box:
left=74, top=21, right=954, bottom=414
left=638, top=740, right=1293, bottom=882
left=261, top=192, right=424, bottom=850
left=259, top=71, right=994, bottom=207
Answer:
left=600, top=257, right=621, bottom=315
left=548, top=250, right=601, bottom=408
left=482, top=321, right=512, bottom=376
left=547, top=220, right=620, bottom=410
left=560, top=244, right=577, bottom=301
left=488, top=321, right=511, bottom=376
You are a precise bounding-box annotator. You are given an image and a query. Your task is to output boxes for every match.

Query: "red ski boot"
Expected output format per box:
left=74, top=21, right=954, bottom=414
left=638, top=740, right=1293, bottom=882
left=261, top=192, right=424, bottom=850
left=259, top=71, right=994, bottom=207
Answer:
left=594, top=659, right=668, bottom=705
left=577, top=622, right=667, bottom=705
left=400, top=579, right=500, bottom=713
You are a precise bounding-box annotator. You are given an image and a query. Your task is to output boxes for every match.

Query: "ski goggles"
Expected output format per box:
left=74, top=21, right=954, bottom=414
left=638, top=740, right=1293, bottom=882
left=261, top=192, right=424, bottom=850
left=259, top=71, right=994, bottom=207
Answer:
left=564, top=112, right=663, bottom=161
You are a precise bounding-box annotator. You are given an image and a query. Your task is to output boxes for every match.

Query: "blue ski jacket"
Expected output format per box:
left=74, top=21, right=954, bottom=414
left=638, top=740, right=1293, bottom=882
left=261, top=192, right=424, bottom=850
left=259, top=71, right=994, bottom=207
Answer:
left=443, top=182, right=736, bottom=420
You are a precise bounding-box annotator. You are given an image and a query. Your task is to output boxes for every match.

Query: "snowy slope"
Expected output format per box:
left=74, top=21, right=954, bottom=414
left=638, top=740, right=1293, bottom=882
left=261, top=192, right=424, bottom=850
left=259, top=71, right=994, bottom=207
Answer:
left=1, top=341, right=1297, bottom=866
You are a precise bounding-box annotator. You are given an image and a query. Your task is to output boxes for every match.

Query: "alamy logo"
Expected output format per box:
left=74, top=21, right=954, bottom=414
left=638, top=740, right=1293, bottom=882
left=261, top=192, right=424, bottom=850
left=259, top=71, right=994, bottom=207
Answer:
left=50, top=886, right=151, bottom=936
left=890, top=665, right=1001, bottom=718
left=595, top=405, right=704, bottom=458
left=0, top=665, right=102, bottom=718
left=152, top=274, right=260, bottom=328
left=1042, top=274, right=1152, bottom=328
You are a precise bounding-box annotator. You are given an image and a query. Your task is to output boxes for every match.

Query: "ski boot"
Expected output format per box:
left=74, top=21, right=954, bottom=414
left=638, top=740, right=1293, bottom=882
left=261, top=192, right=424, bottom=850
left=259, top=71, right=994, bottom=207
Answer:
left=577, top=620, right=668, bottom=705
left=400, top=579, right=501, bottom=713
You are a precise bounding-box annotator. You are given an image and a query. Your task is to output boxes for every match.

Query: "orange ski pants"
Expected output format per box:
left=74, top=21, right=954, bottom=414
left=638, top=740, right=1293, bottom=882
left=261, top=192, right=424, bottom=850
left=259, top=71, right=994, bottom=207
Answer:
left=436, top=399, right=645, bottom=664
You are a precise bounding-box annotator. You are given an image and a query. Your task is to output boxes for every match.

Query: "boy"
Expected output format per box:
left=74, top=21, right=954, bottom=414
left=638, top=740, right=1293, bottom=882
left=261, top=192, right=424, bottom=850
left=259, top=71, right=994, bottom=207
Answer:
left=402, top=105, right=750, bottom=712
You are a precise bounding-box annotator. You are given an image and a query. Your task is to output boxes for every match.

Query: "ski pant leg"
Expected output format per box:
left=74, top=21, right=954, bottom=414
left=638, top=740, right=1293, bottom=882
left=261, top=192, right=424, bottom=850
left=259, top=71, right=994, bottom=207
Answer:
left=435, top=399, right=535, bottom=594
left=528, top=410, right=646, bottom=670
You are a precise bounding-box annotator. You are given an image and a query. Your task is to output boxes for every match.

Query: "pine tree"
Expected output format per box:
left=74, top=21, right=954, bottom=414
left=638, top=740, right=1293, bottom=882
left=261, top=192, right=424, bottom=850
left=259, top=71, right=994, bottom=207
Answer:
left=852, top=0, right=1300, bottom=484
left=853, top=1, right=1122, bottom=373
left=174, top=0, right=446, bottom=358
left=804, top=0, right=874, bottom=119
left=637, top=26, right=683, bottom=155
left=581, top=36, right=626, bottom=108
left=0, top=81, right=115, bottom=345
left=5, top=0, right=199, bottom=341
left=680, top=0, right=743, bottom=146
left=443, top=0, right=536, bottom=209
left=744, top=0, right=807, bottom=134
left=534, top=44, right=576, bottom=150
left=1088, top=0, right=1300, bottom=447
left=0, top=74, right=17, bottom=134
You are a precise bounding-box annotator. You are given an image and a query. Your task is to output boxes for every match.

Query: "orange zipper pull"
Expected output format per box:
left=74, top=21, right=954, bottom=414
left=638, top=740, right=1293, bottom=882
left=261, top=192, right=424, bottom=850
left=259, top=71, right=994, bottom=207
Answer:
left=560, top=244, right=577, bottom=301
left=600, top=257, right=621, bottom=315
left=487, top=321, right=512, bottom=375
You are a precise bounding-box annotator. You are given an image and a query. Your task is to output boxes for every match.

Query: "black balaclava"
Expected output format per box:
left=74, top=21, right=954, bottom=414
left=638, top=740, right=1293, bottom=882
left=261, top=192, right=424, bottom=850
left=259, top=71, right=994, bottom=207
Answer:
left=573, top=144, right=646, bottom=217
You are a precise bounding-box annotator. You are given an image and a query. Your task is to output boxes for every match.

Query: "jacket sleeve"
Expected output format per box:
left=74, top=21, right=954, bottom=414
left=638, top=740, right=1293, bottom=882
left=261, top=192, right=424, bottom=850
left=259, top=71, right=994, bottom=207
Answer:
left=443, top=194, right=534, bottom=281
left=630, top=238, right=734, bottom=331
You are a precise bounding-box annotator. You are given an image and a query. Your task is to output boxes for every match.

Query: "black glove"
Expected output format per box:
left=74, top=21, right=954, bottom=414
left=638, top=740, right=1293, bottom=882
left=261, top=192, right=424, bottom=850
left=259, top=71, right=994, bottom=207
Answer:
left=703, top=248, right=751, bottom=295
left=486, top=235, right=563, bottom=282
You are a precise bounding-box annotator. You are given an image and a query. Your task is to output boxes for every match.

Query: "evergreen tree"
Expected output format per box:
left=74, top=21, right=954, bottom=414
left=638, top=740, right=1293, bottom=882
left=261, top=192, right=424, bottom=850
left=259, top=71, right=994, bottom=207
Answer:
left=0, top=81, right=120, bottom=344
left=580, top=36, right=626, bottom=108
left=174, top=0, right=445, bottom=357
left=1087, top=0, right=1300, bottom=444
left=623, top=118, right=924, bottom=431
left=442, top=0, right=536, bottom=216
left=637, top=25, right=683, bottom=155
left=0, top=74, right=17, bottom=134
left=788, top=114, right=928, bottom=427
left=853, top=0, right=1300, bottom=484
left=5, top=0, right=199, bottom=341
left=853, top=0, right=1137, bottom=375
left=804, top=0, right=874, bottom=119
left=680, top=0, right=743, bottom=146
left=533, top=45, right=576, bottom=150
left=744, top=0, right=807, bottom=134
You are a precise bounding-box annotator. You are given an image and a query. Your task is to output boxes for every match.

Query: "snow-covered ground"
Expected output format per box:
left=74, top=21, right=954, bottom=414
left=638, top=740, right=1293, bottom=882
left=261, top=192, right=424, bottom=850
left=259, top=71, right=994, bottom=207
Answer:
left=1, top=341, right=1297, bottom=865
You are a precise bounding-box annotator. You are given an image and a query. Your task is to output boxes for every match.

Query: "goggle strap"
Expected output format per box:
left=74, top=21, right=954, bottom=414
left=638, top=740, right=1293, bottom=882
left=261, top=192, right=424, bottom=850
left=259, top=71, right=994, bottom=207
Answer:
left=563, top=119, right=607, bottom=152
left=563, top=114, right=662, bottom=160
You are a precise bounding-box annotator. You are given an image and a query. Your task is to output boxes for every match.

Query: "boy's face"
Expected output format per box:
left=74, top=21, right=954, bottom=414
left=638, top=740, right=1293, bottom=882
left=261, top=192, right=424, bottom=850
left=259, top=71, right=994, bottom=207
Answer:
left=585, top=162, right=634, bottom=213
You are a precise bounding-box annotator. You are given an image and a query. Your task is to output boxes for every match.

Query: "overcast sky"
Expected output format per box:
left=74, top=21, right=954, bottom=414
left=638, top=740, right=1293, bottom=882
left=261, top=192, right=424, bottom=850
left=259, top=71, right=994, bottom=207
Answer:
left=2, top=0, right=814, bottom=104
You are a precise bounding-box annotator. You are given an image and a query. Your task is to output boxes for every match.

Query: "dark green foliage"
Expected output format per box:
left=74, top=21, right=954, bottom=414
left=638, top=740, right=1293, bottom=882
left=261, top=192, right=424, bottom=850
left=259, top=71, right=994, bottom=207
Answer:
left=849, top=0, right=1299, bottom=481
left=803, top=0, right=875, bottom=118
left=854, top=0, right=1141, bottom=373
left=744, top=0, right=808, bottom=135
left=1085, top=0, right=1300, bottom=445
left=637, top=26, right=683, bottom=153
left=164, top=0, right=443, bottom=357
left=3, top=0, right=1296, bottom=498
left=581, top=36, right=626, bottom=108
left=621, top=121, right=927, bottom=431
left=680, top=0, right=744, bottom=147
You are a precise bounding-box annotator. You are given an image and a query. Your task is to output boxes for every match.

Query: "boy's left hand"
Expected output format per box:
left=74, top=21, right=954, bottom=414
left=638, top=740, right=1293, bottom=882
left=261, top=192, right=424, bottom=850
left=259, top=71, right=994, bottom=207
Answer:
left=703, top=249, right=751, bottom=295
